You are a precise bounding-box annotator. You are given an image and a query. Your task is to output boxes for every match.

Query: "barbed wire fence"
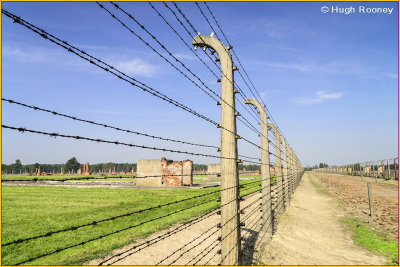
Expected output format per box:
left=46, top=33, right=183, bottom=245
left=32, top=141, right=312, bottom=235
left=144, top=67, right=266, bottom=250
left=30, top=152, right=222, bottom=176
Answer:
left=314, top=158, right=399, bottom=181
left=311, top=159, right=398, bottom=241
left=2, top=2, right=304, bottom=265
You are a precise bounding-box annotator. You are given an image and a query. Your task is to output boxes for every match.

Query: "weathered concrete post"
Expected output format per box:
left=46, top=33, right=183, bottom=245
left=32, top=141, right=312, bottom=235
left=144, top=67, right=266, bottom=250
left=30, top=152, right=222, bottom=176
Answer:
left=361, top=162, right=364, bottom=178
left=268, top=122, right=283, bottom=214
left=281, top=138, right=289, bottom=208
left=387, top=159, right=391, bottom=180
left=193, top=35, right=240, bottom=265
left=394, top=158, right=398, bottom=180
left=244, top=98, right=271, bottom=235
left=369, top=161, right=372, bottom=177
left=290, top=148, right=294, bottom=196
left=367, top=182, right=374, bottom=217
left=371, top=161, right=374, bottom=178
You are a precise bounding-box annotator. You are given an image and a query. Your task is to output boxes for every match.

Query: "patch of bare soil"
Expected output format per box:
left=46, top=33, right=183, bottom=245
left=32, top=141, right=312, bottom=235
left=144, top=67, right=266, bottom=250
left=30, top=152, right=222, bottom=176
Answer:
left=312, top=172, right=399, bottom=240
left=258, top=172, right=387, bottom=265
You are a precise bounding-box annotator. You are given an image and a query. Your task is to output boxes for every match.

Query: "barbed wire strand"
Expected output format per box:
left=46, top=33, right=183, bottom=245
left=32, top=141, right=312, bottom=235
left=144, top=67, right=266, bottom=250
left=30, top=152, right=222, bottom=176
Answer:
left=198, top=1, right=300, bottom=157
left=2, top=98, right=219, bottom=149
left=11, top=197, right=219, bottom=265
left=99, top=2, right=265, bottom=144
left=2, top=177, right=262, bottom=247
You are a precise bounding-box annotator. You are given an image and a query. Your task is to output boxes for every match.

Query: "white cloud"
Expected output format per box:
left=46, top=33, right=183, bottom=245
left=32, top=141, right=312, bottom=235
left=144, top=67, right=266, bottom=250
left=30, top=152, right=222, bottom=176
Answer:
left=3, top=45, right=55, bottom=63
left=295, top=90, right=343, bottom=105
left=114, top=58, right=159, bottom=77
left=4, top=44, right=159, bottom=77
left=256, top=60, right=368, bottom=75
left=260, top=61, right=312, bottom=72
left=173, top=53, right=197, bottom=60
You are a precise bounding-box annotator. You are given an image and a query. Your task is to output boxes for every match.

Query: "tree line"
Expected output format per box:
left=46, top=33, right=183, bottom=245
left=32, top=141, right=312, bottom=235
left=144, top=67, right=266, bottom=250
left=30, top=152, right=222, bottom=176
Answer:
left=1, top=158, right=137, bottom=174
left=2, top=158, right=261, bottom=174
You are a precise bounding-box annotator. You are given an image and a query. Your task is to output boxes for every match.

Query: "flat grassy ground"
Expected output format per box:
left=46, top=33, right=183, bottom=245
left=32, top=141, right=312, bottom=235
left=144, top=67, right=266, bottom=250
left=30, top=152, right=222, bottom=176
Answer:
left=341, top=217, right=398, bottom=265
left=2, top=178, right=261, bottom=265
left=2, top=174, right=136, bottom=181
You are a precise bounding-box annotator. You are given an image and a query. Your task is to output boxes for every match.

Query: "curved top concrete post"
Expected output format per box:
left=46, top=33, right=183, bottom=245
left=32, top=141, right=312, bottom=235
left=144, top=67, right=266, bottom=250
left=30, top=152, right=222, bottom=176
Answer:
left=244, top=98, right=271, bottom=233
left=193, top=35, right=240, bottom=266
left=244, top=99, right=266, bottom=113
left=193, top=35, right=232, bottom=63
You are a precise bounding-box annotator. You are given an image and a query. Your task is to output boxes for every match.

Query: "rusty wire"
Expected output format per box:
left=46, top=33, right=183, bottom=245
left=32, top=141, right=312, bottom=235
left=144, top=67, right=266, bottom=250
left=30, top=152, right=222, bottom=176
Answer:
left=101, top=2, right=267, bottom=144
left=11, top=197, right=218, bottom=265
left=2, top=9, right=269, bottom=160
left=2, top=7, right=304, bottom=265
left=2, top=124, right=268, bottom=165
left=166, top=1, right=293, bottom=156
left=199, top=1, right=298, bottom=154
left=1, top=9, right=219, bottom=127
left=164, top=1, right=267, bottom=137
left=2, top=98, right=219, bottom=149
left=2, top=177, right=262, bottom=247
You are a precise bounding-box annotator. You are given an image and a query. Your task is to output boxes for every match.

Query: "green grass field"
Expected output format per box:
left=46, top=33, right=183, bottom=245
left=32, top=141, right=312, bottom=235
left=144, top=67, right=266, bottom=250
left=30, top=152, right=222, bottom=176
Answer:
left=2, top=174, right=136, bottom=181
left=341, top=217, right=398, bottom=265
left=2, top=178, right=261, bottom=265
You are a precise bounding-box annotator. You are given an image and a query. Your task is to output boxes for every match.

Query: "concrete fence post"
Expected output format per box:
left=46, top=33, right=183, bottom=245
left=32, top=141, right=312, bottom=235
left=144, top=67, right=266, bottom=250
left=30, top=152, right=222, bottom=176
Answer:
left=268, top=123, right=283, bottom=215
left=387, top=159, right=391, bottom=180
left=244, top=98, right=271, bottom=235
left=290, top=149, right=294, bottom=196
left=369, top=161, right=372, bottom=177
left=367, top=182, right=374, bottom=217
left=193, top=35, right=240, bottom=265
left=282, top=139, right=289, bottom=207
left=361, top=162, right=364, bottom=178
left=394, top=158, right=398, bottom=180
left=371, top=161, right=374, bottom=178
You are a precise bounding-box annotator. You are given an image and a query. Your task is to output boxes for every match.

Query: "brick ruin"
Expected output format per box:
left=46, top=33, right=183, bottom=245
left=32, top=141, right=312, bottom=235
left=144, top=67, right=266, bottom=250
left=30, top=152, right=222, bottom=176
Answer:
left=136, top=158, right=193, bottom=187
left=82, top=162, right=91, bottom=175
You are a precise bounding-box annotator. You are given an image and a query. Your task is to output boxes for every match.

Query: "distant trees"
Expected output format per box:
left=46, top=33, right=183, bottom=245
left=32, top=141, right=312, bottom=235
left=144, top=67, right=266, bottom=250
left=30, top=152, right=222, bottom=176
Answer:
left=65, top=157, right=81, bottom=172
left=319, top=163, right=329, bottom=168
left=7, top=159, right=23, bottom=173
left=33, top=163, right=40, bottom=172
left=238, top=164, right=260, bottom=171
left=1, top=160, right=269, bottom=174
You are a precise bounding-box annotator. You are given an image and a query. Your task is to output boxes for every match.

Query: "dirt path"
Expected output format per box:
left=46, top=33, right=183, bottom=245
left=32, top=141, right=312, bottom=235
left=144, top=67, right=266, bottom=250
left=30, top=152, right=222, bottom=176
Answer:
left=258, top=172, right=387, bottom=265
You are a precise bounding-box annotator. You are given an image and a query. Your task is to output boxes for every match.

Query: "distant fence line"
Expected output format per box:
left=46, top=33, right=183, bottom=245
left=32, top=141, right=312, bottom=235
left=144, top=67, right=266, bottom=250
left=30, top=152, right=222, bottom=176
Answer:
left=315, top=158, right=399, bottom=180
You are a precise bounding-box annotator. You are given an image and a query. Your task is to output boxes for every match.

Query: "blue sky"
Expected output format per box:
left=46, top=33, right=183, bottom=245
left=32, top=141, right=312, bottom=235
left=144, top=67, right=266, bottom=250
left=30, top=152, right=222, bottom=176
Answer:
left=2, top=1, right=398, bottom=167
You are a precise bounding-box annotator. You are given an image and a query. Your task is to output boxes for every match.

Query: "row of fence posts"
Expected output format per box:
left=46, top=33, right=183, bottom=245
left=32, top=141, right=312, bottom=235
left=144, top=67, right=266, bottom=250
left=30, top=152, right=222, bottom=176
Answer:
left=315, top=158, right=399, bottom=181
left=320, top=170, right=386, bottom=218
left=192, top=35, right=304, bottom=265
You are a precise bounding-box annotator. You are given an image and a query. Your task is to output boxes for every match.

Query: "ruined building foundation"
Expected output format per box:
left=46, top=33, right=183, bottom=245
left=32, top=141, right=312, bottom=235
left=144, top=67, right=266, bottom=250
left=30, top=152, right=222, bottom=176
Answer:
left=136, top=158, right=193, bottom=187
